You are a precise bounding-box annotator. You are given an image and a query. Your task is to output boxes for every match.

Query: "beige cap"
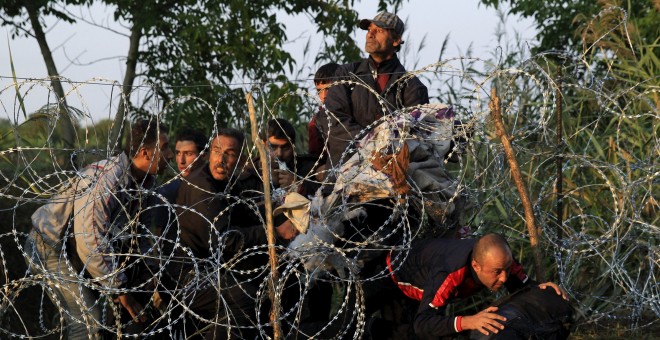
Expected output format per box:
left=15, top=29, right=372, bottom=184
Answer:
left=273, top=192, right=311, bottom=234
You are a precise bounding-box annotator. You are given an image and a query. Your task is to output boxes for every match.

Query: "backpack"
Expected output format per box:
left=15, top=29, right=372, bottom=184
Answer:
left=31, top=176, right=89, bottom=276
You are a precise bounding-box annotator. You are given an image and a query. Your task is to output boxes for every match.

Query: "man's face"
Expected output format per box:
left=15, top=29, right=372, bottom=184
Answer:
left=268, top=136, right=294, bottom=164
left=175, top=140, right=203, bottom=177
left=142, top=133, right=174, bottom=175
left=208, top=135, right=240, bottom=181
left=364, top=23, right=400, bottom=58
left=316, top=82, right=330, bottom=103
left=472, top=249, right=512, bottom=292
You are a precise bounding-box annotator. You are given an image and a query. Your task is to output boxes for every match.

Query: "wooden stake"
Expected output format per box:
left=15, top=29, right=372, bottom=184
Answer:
left=555, top=66, right=564, bottom=242
left=246, top=92, right=282, bottom=339
left=489, top=87, right=545, bottom=282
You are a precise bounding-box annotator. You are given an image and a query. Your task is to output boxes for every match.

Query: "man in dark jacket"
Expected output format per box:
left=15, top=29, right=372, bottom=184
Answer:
left=164, top=128, right=296, bottom=339
left=308, top=62, right=339, bottom=160
left=318, top=11, right=429, bottom=168
left=158, top=128, right=207, bottom=203
left=381, top=233, right=569, bottom=339
left=149, top=128, right=207, bottom=237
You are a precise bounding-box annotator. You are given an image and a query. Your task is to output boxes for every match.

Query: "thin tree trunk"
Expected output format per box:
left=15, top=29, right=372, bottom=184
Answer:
left=110, top=24, right=141, bottom=151
left=25, top=0, right=76, bottom=148
left=246, top=92, right=282, bottom=339
left=489, top=87, right=545, bottom=282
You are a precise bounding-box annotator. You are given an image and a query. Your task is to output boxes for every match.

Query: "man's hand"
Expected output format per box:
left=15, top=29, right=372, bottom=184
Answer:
left=539, top=282, right=568, bottom=300
left=115, top=293, right=146, bottom=323
left=275, top=219, right=298, bottom=240
left=273, top=169, right=295, bottom=188
left=315, top=164, right=327, bottom=182
left=461, top=306, right=506, bottom=335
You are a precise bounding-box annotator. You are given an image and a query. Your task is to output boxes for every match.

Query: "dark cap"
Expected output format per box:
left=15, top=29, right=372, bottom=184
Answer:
left=359, top=12, right=404, bottom=36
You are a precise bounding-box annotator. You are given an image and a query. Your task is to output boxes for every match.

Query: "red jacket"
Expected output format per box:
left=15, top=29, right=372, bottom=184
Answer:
left=308, top=112, right=324, bottom=157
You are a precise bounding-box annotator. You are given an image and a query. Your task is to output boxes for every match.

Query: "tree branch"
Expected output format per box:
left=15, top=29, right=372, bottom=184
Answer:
left=489, top=86, right=545, bottom=282
left=246, top=91, right=282, bottom=339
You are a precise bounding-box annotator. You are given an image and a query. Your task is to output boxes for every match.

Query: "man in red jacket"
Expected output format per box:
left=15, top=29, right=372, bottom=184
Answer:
left=380, top=233, right=569, bottom=339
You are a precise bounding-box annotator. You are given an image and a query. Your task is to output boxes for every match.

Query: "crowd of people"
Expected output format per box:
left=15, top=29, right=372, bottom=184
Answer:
left=24, top=11, right=572, bottom=340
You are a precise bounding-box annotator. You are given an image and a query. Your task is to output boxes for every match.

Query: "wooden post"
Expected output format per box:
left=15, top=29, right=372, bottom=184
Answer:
left=245, top=92, right=282, bottom=339
left=555, top=67, right=564, bottom=241
left=489, top=87, right=545, bottom=282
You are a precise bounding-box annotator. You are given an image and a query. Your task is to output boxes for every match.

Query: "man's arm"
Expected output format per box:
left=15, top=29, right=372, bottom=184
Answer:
left=319, top=64, right=365, bottom=168
left=401, top=75, right=429, bottom=107
left=116, top=294, right=146, bottom=323
left=412, top=271, right=464, bottom=337
left=414, top=290, right=507, bottom=337
left=413, top=305, right=458, bottom=338
left=459, top=306, right=507, bottom=336
left=73, top=172, right=128, bottom=289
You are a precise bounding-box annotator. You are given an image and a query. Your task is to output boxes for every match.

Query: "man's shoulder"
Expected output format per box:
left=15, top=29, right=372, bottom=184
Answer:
left=392, top=62, right=423, bottom=84
left=177, top=165, right=215, bottom=195
left=292, top=153, right=320, bottom=176
left=159, top=177, right=181, bottom=190
left=185, top=165, right=212, bottom=182
left=79, top=153, right=129, bottom=188
left=337, top=59, right=368, bottom=76
left=295, top=153, right=320, bottom=163
left=412, top=238, right=475, bottom=262
left=413, top=236, right=474, bottom=247
left=157, top=178, right=182, bottom=202
left=236, top=169, right=263, bottom=193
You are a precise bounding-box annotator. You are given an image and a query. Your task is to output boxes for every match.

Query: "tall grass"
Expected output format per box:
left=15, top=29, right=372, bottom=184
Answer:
left=447, top=5, right=659, bottom=331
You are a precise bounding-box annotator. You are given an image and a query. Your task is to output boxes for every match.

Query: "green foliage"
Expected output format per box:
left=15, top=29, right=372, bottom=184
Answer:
left=105, top=0, right=406, bottom=137
left=478, top=0, right=659, bottom=55
left=6, top=42, right=27, bottom=119
left=3, top=0, right=408, bottom=145
left=456, top=2, right=659, bottom=325
left=0, top=0, right=93, bottom=38
left=575, top=2, right=660, bottom=112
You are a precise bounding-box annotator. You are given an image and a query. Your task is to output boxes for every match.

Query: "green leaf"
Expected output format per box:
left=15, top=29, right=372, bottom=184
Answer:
left=6, top=40, right=27, bottom=119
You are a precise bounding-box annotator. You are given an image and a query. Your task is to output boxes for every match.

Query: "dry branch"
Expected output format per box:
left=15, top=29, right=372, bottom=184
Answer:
left=246, top=92, right=282, bottom=339
left=489, top=87, right=545, bottom=282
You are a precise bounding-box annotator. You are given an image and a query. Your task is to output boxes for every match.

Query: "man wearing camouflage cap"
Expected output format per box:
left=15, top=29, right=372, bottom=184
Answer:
left=318, top=11, right=429, bottom=168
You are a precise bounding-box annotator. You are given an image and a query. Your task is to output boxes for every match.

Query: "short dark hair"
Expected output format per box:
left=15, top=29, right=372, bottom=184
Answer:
left=216, top=127, right=245, bottom=150
left=176, top=128, right=207, bottom=153
left=314, top=62, right=339, bottom=85
left=267, top=118, right=296, bottom=143
left=124, top=117, right=167, bottom=158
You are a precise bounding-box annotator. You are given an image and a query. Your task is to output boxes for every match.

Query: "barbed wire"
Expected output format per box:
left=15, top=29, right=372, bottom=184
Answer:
left=0, top=26, right=658, bottom=340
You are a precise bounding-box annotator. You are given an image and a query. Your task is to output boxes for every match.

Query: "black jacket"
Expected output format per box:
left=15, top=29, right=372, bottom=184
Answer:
left=318, top=55, right=429, bottom=167
left=174, top=165, right=267, bottom=259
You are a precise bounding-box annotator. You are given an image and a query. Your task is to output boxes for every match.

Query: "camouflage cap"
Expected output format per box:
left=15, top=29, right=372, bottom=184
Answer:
left=359, top=11, right=404, bottom=36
